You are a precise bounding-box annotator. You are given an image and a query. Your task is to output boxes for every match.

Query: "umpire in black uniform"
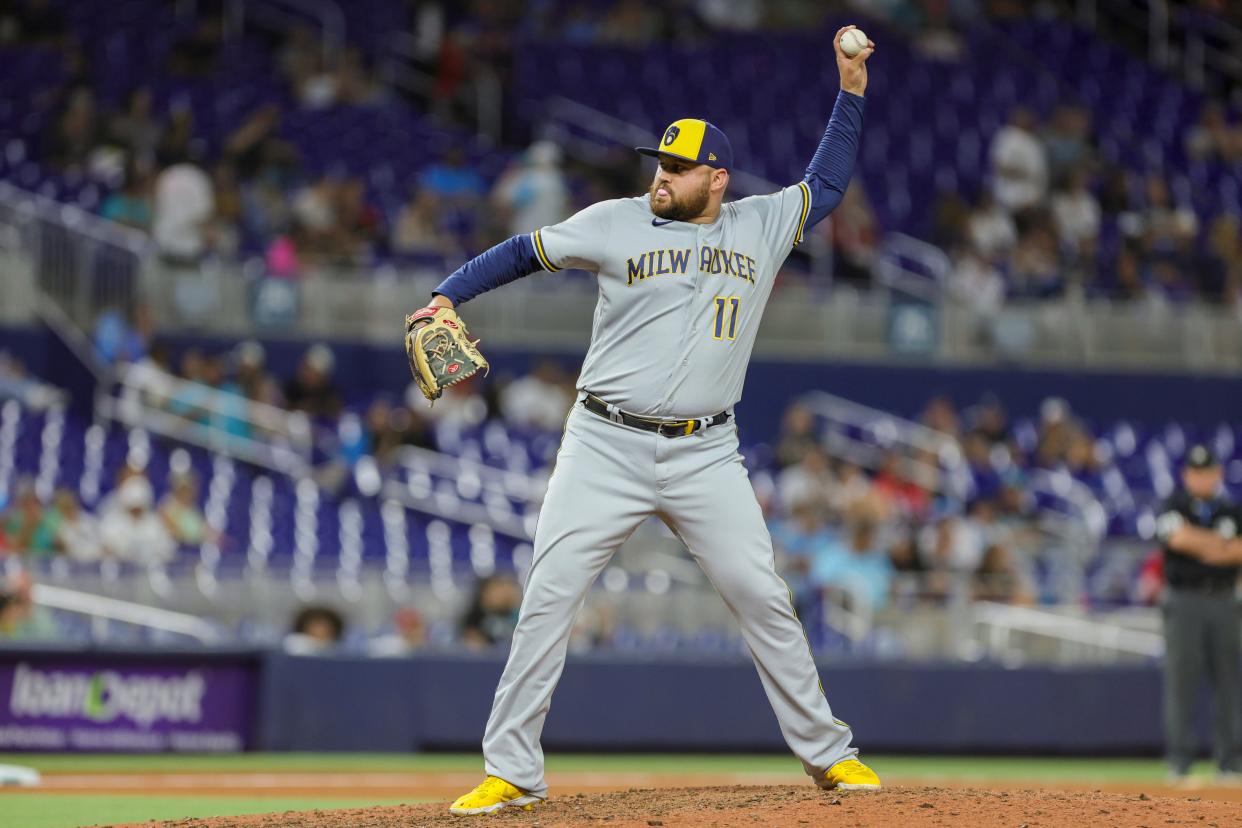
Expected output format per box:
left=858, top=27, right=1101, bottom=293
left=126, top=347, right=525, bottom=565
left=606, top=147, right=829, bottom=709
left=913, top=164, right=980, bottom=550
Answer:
left=1155, top=444, right=1241, bottom=780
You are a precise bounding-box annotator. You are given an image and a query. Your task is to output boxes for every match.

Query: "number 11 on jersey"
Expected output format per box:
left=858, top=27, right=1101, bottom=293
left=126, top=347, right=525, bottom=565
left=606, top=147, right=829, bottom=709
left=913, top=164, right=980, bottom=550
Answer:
left=712, top=295, right=740, bottom=341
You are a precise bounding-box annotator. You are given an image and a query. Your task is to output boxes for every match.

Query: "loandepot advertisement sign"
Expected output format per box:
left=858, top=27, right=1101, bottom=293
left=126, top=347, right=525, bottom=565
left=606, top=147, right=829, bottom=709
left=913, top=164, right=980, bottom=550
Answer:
left=0, top=661, right=255, bottom=752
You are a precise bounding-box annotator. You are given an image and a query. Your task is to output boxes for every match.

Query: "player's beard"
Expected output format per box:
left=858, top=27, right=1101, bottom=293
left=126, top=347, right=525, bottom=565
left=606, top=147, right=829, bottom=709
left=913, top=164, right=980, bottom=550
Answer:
left=648, top=176, right=711, bottom=221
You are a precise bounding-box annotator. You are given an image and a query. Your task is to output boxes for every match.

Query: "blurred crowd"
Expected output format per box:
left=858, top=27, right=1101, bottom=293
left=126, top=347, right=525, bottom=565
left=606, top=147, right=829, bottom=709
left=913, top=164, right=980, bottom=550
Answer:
left=0, top=466, right=211, bottom=568
left=8, top=0, right=1242, bottom=309
left=761, top=390, right=1128, bottom=616
left=929, top=103, right=1242, bottom=313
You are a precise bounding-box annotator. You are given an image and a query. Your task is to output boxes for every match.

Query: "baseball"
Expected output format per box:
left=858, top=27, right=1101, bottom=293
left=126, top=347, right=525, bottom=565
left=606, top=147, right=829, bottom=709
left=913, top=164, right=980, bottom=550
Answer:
left=841, top=28, right=869, bottom=58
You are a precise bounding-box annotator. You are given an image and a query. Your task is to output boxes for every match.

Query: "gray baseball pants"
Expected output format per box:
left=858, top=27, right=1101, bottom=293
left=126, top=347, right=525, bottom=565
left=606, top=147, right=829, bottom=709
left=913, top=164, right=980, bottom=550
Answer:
left=482, top=401, right=858, bottom=797
left=1163, top=587, right=1242, bottom=774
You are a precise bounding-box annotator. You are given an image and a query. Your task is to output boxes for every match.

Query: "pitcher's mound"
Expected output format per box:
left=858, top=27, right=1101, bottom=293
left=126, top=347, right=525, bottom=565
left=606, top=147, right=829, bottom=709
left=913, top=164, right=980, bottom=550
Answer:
left=125, top=784, right=1242, bottom=828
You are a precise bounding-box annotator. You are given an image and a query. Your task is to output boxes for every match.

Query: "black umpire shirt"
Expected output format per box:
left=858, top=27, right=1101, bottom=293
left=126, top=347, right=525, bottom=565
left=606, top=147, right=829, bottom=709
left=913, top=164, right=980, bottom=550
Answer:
left=1155, top=489, right=1241, bottom=590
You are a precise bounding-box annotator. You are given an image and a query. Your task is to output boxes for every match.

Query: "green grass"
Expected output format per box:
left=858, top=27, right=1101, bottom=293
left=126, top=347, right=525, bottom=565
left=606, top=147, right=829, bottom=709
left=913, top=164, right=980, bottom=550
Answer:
left=0, top=751, right=1179, bottom=779
left=0, top=752, right=1216, bottom=828
left=0, top=794, right=414, bottom=828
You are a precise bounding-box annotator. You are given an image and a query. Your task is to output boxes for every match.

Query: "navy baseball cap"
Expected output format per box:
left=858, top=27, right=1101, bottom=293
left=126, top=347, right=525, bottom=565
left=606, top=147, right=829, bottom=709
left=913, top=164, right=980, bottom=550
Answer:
left=1185, top=444, right=1220, bottom=469
left=636, top=118, right=733, bottom=170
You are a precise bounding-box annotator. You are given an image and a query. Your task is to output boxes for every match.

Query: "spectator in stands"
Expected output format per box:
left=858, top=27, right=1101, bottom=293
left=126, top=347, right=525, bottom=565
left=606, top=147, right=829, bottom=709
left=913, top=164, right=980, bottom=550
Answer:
left=99, top=475, right=176, bottom=566
left=44, top=86, right=101, bottom=172
left=106, top=87, right=162, bottom=165
left=159, top=472, right=213, bottom=548
left=30, top=488, right=98, bottom=561
left=873, top=452, right=931, bottom=521
left=989, top=107, right=1048, bottom=214
left=813, top=520, right=894, bottom=611
left=93, top=303, right=150, bottom=366
left=283, top=605, right=346, bottom=655
left=500, top=360, right=575, bottom=431
left=1131, top=175, right=1198, bottom=260
left=284, top=344, right=342, bottom=420
left=367, top=607, right=428, bottom=657
left=2, top=479, right=42, bottom=554
left=230, top=340, right=283, bottom=408
left=0, top=571, right=58, bottom=641
left=1008, top=223, right=1063, bottom=297
left=774, top=401, right=818, bottom=470
left=0, top=352, right=65, bottom=409
left=335, top=177, right=383, bottom=262
left=1201, top=214, right=1242, bottom=303
left=392, top=191, right=460, bottom=258
left=100, top=160, right=154, bottom=231
left=598, top=0, right=663, bottom=45
left=770, top=501, right=838, bottom=615
left=968, top=393, right=1010, bottom=446
left=921, top=395, right=960, bottom=439
left=152, top=151, right=215, bottom=266
left=967, top=190, right=1017, bottom=261
left=963, top=430, right=1000, bottom=500
left=919, top=501, right=988, bottom=576
left=1040, top=104, right=1093, bottom=184
left=948, top=246, right=1004, bottom=316
left=828, top=182, right=880, bottom=286
left=1185, top=102, right=1241, bottom=165
left=421, top=147, right=486, bottom=204
left=491, top=140, right=570, bottom=237
left=154, top=103, right=197, bottom=168
left=776, top=445, right=836, bottom=516
left=461, top=574, right=522, bottom=649
left=1050, top=165, right=1100, bottom=262
left=291, top=175, right=340, bottom=261
left=830, top=461, right=875, bottom=519
left=167, top=348, right=211, bottom=425
left=973, top=542, right=1035, bottom=605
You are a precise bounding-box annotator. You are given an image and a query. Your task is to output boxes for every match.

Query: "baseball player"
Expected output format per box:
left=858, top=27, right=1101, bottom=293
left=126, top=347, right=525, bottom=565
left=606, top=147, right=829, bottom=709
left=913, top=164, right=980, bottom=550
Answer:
left=414, top=26, right=878, bottom=815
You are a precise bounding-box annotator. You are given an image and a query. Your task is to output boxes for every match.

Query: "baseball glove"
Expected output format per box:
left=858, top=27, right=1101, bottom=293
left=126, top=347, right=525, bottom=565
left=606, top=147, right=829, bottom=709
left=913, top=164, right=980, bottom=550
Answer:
left=404, top=305, right=489, bottom=404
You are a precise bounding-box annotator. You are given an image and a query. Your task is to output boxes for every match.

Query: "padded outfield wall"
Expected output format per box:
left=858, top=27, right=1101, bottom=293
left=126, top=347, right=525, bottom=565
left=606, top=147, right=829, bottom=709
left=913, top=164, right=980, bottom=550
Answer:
left=0, top=645, right=1218, bottom=755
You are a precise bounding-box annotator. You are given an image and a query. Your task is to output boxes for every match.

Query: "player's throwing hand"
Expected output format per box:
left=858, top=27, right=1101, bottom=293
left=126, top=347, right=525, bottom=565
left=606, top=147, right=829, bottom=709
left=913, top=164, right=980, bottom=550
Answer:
left=834, top=25, right=875, bottom=97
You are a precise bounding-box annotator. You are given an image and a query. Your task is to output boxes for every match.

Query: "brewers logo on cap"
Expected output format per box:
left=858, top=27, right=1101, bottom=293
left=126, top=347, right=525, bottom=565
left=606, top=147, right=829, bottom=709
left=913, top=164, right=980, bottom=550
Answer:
left=637, top=118, right=734, bottom=170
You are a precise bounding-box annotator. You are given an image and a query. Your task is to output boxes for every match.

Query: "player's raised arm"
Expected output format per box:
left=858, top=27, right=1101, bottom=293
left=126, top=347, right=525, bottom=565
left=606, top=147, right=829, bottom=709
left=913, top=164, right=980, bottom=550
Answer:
left=796, top=25, right=874, bottom=234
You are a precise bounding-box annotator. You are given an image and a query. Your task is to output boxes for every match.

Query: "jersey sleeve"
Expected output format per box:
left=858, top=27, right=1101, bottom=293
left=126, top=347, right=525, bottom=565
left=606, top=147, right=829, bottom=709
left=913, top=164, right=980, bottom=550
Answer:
left=738, top=183, right=814, bottom=254
left=1155, top=495, right=1186, bottom=543
left=531, top=200, right=617, bottom=273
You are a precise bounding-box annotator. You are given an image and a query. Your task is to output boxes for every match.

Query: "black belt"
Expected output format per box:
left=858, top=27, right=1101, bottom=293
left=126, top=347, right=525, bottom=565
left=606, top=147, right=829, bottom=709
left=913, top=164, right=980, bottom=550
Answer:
left=582, top=393, right=730, bottom=438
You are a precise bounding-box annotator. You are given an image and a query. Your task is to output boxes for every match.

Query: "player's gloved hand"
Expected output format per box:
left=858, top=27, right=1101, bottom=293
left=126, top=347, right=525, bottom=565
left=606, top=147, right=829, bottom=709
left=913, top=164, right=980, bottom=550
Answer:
left=834, top=25, right=875, bottom=97
left=404, top=304, right=488, bottom=405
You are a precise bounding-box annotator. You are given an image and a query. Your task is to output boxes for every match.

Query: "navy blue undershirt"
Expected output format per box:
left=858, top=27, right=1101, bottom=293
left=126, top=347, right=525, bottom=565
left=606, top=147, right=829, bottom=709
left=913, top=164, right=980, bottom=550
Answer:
left=432, top=89, right=865, bottom=306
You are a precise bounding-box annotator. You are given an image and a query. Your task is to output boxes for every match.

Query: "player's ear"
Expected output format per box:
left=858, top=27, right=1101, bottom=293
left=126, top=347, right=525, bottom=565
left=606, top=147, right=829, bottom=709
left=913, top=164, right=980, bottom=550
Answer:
left=712, top=168, right=729, bottom=193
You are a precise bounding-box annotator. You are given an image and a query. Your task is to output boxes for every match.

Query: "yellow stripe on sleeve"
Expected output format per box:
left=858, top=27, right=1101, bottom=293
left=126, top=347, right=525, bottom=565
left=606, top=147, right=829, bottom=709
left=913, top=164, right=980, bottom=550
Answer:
left=532, top=230, right=560, bottom=272
left=793, top=181, right=811, bottom=248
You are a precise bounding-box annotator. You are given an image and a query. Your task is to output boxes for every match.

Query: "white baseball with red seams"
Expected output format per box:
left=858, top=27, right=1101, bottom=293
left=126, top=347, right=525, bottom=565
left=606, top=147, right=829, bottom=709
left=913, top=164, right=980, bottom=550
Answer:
left=840, top=28, right=869, bottom=58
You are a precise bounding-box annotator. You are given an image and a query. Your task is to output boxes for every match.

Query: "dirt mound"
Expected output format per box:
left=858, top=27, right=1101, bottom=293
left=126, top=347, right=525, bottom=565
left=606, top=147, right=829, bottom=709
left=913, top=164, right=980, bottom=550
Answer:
left=114, top=784, right=1242, bottom=827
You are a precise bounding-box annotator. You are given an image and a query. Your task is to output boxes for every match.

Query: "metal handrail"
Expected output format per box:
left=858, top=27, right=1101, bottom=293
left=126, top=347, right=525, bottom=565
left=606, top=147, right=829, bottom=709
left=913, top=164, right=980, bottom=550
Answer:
left=874, top=232, right=952, bottom=301
left=95, top=364, right=314, bottom=476
left=31, top=583, right=221, bottom=643
left=972, top=600, right=1164, bottom=660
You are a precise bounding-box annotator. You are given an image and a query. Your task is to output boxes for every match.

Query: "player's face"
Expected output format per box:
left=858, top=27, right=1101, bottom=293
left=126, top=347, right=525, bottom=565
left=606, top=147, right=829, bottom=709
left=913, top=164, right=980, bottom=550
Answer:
left=648, top=155, right=713, bottom=220
left=1184, top=466, right=1222, bottom=498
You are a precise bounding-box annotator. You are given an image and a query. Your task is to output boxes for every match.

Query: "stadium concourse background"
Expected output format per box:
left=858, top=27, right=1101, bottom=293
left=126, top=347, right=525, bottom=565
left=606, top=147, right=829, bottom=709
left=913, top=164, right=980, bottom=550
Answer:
left=3, top=0, right=1242, bottom=825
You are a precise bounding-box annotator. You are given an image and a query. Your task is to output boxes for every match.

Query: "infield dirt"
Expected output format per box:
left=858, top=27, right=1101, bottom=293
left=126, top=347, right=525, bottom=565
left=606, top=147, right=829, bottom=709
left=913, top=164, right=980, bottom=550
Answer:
left=107, top=784, right=1242, bottom=827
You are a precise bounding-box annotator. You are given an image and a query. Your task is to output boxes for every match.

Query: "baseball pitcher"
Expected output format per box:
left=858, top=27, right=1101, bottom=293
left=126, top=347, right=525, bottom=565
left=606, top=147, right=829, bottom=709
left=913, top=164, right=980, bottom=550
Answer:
left=405, top=26, right=878, bottom=815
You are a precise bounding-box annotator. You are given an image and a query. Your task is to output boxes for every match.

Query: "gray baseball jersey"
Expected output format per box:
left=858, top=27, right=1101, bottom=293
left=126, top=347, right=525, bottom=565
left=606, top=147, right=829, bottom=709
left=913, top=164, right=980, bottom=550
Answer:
left=531, top=184, right=812, bottom=418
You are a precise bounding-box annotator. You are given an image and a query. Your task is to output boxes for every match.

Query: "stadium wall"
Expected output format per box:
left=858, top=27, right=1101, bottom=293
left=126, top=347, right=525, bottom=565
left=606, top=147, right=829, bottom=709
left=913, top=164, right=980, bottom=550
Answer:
left=7, top=324, right=1240, bottom=442
left=1, top=646, right=1217, bottom=755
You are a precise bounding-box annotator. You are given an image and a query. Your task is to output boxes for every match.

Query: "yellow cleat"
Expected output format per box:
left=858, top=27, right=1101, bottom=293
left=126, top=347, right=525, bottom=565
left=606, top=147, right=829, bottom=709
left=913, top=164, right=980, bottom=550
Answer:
left=449, top=775, right=543, bottom=815
left=821, top=758, right=882, bottom=791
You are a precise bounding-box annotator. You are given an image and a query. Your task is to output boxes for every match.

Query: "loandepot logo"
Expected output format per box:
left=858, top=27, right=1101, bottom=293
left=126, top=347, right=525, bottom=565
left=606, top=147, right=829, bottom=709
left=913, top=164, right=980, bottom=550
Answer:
left=9, top=663, right=206, bottom=728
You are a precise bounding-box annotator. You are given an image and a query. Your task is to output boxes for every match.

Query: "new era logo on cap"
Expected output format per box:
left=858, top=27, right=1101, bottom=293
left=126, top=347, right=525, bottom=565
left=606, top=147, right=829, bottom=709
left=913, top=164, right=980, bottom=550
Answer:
left=636, top=118, right=733, bottom=169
